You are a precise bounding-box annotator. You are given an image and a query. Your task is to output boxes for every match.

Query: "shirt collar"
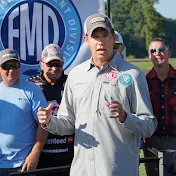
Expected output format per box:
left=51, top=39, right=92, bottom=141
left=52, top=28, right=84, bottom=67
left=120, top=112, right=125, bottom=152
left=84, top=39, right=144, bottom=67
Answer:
left=84, top=58, right=94, bottom=71
left=86, top=51, right=122, bottom=71
left=169, top=65, right=176, bottom=78
left=108, top=51, right=122, bottom=70
left=146, top=64, right=176, bottom=79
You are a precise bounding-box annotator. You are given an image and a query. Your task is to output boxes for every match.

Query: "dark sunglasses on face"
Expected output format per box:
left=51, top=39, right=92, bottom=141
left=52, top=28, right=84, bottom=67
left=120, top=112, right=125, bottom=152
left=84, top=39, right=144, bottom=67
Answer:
left=149, top=47, right=169, bottom=54
left=45, top=62, right=63, bottom=68
left=114, top=43, right=119, bottom=49
left=1, top=62, right=20, bottom=70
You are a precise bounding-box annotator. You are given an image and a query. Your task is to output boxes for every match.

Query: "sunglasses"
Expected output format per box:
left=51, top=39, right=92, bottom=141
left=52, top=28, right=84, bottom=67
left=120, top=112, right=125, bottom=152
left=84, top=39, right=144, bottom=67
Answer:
left=149, top=47, right=169, bottom=54
left=44, top=62, right=63, bottom=68
left=114, top=43, right=119, bottom=49
left=1, top=62, right=20, bottom=70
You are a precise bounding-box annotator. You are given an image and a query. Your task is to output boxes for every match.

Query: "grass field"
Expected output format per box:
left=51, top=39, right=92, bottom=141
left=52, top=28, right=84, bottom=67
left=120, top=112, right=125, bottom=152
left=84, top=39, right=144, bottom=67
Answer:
left=128, top=58, right=176, bottom=71
left=139, top=149, right=146, bottom=176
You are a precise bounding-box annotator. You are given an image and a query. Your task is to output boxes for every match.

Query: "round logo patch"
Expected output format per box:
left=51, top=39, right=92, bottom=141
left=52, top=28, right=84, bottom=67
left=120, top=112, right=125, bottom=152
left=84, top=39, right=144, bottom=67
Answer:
left=119, top=73, right=132, bottom=85
left=0, top=0, right=82, bottom=78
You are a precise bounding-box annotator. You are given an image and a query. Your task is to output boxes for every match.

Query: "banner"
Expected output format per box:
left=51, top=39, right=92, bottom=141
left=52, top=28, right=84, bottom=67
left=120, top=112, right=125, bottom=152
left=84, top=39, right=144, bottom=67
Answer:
left=0, top=0, right=104, bottom=79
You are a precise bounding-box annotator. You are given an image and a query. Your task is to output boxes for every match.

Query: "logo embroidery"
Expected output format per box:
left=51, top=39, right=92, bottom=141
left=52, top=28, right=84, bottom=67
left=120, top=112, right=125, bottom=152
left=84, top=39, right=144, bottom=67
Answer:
left=0, top=0, right=82, bottom=77
left=48, top=100, right=59, bottom=116
left=119, top=73, right=132, bottom=85
left=67, top=137, right=73, bottom=143
left=104, top=71, right=118, bottom=82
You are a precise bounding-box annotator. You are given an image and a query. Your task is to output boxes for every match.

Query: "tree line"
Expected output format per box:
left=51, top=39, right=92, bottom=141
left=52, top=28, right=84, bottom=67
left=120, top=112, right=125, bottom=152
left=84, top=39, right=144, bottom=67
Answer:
left=106, top=0, right=176, bottom=58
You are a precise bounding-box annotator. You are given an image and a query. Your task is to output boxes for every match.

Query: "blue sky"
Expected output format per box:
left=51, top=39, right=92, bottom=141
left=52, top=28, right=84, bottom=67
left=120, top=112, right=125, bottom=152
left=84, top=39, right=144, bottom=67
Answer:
left=154, top=0, right=176, bottom=19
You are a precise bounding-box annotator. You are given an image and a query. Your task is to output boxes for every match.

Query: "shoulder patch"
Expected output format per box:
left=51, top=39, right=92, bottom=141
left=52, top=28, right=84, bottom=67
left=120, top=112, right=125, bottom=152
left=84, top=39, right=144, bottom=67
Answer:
left=119, top=73, right=132, bottom=86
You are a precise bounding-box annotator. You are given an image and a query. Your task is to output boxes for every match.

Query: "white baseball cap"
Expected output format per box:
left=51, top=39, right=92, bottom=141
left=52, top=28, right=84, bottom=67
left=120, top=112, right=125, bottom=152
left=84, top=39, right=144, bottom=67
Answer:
left=115, top=31, right=124, bottom=45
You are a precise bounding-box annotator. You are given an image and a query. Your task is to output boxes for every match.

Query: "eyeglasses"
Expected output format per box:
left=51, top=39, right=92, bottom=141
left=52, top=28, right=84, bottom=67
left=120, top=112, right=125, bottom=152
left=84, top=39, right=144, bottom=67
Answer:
left=42, top=61, right=63, bottom=68
left=114, top=43, right=123, bottom=49
left=46, top=62, right=63, bottom=68
left=1, top=62, right=20, bottom=70
left=114, top=43, right=119, bottom=49
left=149, top=47, right=169, bottom=54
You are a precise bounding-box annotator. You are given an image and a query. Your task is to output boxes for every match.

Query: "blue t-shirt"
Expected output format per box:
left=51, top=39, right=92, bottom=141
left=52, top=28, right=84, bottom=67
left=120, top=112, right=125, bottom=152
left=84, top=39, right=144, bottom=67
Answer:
left=0, top=79, right=47, bottom=168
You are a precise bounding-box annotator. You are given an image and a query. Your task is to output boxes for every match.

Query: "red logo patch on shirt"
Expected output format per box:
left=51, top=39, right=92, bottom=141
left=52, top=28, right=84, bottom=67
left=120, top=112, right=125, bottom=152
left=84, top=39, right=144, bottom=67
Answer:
left=67, top=137, right=73, bottom=143
left=48, top=100, right=59, bottom=116
left=104, top=71, right=118, bottom=82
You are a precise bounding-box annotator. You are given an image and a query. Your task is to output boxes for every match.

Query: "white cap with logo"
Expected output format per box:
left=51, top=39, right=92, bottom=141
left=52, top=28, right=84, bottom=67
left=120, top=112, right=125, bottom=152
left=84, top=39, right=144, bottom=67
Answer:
left=115, top=31, right=124, bottom=45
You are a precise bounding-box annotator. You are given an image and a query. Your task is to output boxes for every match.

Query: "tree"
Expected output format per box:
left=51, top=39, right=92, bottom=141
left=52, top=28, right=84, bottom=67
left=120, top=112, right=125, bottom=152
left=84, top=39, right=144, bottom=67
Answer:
left=131, top=0, right=165, bottom=47
left=110, top=0, right=165, bottom=58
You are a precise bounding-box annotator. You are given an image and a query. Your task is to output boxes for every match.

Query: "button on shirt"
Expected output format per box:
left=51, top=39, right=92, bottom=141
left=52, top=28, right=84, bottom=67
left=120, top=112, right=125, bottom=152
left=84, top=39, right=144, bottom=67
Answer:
left=45, top=52, right=157, bottom=176
left=146, top=65, right=176, bottom=136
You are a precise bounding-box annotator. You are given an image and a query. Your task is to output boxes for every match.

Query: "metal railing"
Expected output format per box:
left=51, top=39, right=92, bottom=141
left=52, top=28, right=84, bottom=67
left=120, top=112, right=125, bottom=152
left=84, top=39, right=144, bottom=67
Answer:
left=9, top=150, right=176, bottom=176
left=9, top=157, right=159, bottom=176
left=9, top=165, right=70, bottom=176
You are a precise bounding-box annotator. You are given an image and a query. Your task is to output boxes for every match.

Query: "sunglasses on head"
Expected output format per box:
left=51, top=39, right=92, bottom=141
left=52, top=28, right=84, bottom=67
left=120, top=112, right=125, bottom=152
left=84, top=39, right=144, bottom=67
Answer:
left=1, top=62, right=20, bottom=70
left=149, top=47, right=169, bottom=54
left=45, top=62, right=63, bottom=68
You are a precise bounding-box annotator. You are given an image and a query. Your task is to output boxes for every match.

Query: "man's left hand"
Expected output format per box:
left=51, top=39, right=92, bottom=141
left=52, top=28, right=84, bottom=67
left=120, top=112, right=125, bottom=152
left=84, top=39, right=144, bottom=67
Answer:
left=21, top=152, right=39, bottom=172
left=105, top=100, right=127, bottom=123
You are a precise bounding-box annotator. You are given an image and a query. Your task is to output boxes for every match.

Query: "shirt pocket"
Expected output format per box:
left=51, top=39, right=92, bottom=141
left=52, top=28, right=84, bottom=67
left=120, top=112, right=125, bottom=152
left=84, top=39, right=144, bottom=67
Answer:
left=73, top=82, right=91, bottom=99
left=149, top=91, right=158, bottom=110
left=98, top=82, right=110, bottom=114
left=73, top=82, right=91, bottom=111
left=168, top=88, right=176, bottom=110
left=98, top=81, right=123, bottom=114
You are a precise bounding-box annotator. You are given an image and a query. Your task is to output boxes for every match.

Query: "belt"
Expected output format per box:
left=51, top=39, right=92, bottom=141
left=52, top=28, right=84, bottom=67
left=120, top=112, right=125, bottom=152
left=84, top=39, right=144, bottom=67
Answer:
left=154, top=133, right=176, bottom=137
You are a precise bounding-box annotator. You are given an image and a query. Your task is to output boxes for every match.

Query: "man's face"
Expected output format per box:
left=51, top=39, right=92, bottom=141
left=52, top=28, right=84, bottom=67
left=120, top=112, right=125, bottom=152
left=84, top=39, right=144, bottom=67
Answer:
left=84, top=28, right=115, bottom=63
left=0, top=60, right=20, bottom=85
left=40, top=59, right=63, bottom=80
left=148, top=41, right=171, bottom=66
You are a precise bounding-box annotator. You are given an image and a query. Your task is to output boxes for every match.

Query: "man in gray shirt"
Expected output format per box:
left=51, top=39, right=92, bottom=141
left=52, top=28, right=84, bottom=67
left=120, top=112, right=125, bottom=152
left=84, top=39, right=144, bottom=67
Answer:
left=37, top=14, right=157, bottom=176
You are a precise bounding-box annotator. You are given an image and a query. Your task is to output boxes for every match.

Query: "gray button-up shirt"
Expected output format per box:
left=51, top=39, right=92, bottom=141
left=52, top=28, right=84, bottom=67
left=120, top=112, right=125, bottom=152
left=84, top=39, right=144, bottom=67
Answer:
left=44, top=52, right=157, bottom=176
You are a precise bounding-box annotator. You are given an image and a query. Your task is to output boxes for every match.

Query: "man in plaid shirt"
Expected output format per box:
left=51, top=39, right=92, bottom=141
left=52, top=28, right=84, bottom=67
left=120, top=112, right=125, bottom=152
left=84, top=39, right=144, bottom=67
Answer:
left=145, top=37, right=176, bottom=176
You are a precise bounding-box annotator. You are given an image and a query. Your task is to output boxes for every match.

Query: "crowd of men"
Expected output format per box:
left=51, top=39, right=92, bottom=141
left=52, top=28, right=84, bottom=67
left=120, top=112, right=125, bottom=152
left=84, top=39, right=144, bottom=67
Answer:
left=0, top=13, right=175, bottom=176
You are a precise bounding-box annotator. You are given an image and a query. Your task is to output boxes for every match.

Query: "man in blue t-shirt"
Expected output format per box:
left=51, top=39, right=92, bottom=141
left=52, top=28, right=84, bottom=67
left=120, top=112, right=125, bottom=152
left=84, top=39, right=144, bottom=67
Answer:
left=0, top=48, right=48, bottom=176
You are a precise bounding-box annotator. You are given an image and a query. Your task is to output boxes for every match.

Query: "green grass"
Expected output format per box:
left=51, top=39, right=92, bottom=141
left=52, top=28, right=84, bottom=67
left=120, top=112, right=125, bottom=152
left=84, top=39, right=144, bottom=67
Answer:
left=128, top=59, right=176, bottom=71
left=139, top=149, right=146, bottom=176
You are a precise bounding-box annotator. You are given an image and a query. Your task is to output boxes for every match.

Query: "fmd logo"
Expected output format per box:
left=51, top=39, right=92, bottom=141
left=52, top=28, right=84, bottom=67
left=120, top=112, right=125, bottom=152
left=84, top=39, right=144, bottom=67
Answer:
left=0, top=0, right=82, bottom=77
